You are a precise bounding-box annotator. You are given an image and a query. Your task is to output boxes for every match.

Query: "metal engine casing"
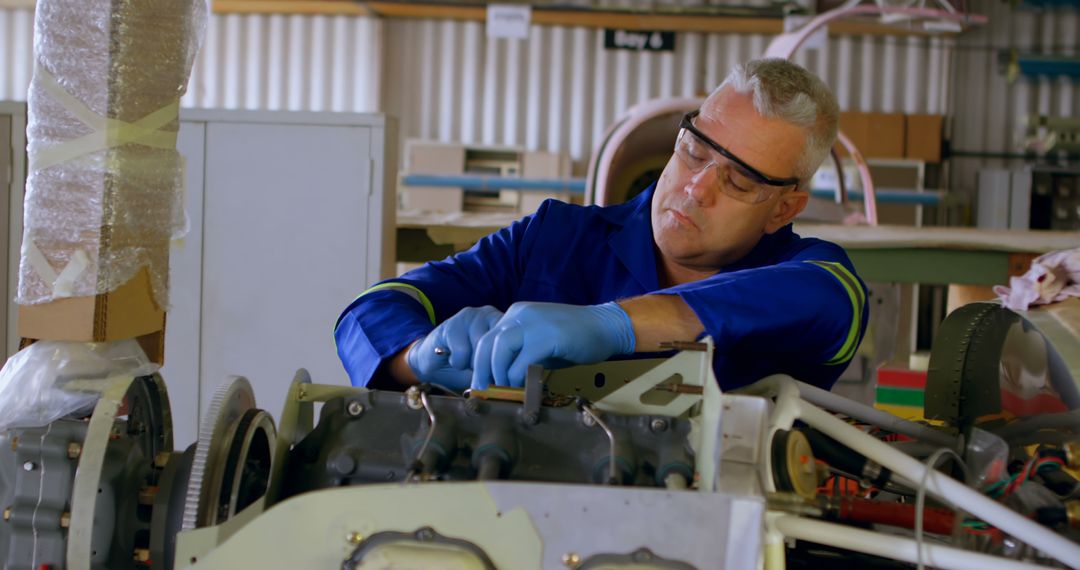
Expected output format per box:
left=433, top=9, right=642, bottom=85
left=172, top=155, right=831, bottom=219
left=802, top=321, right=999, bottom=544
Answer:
left=282, top=390, right=695, bottom=497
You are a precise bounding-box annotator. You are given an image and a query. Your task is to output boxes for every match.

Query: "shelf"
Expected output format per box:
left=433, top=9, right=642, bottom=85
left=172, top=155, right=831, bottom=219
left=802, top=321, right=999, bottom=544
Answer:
left=212, top=1, right=952, bottom=37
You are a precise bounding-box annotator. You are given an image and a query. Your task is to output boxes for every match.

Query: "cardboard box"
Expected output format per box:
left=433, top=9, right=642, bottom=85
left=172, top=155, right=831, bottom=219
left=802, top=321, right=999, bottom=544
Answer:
left=401, top=142, right=465, bottom=213
left=838, top=112, right=906, bottom=159
left=18, top=265, right=165, bottom=345
left=905, top=114, right=943, bottom=162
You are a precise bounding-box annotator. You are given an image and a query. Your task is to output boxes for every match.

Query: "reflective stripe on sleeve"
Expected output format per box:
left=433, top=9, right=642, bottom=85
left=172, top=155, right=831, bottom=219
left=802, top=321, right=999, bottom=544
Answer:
left=805, top=260, right=866, bottom=366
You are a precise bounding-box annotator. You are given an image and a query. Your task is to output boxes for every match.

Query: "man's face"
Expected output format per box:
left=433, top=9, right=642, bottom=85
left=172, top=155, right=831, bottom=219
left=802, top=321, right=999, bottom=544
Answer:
left=651, top=88, right=809, bottom=274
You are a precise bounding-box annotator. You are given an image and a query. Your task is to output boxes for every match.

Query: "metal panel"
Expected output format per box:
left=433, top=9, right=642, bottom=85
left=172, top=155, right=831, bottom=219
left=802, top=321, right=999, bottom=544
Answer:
left=379, top=19, right=954, bottom=172
left=0, top=114, right=9, bottom=359
left=950, top=3, right=1080, bottom=198
left=0, top=9, right=33, bottom=102
left=0, top=101, right=25, bottom=358
left=183, top=13, right=382, bottom=112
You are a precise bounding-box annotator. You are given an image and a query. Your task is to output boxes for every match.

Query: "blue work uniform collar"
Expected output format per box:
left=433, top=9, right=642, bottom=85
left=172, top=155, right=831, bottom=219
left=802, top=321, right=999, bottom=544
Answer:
left=600, top=183, right=798, bottom=290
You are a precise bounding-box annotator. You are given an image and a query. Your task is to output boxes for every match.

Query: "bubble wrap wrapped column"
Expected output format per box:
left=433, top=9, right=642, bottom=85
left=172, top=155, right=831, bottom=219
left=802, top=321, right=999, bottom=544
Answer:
left=18, top=0, right=207, bottom=307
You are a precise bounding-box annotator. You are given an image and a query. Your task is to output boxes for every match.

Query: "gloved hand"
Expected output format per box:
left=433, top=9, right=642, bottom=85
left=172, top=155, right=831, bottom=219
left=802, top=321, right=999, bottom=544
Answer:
left=471, top=301, right=636, bottom=389
left=406, top=305, right=503, bottom=391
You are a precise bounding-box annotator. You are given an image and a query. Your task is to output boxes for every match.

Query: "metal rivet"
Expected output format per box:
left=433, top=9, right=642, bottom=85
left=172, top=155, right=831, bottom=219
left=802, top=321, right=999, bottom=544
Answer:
left=562, top=552, right=581, bottom=567
left=67, top=442, right=82, bottom=460
left=650, top=418, right=668, bottom=432
left=346, top=531, right=363, bottom=544
left=22, top=462, right=35, bottom=472
left=346, top=401, right=364, bottom=417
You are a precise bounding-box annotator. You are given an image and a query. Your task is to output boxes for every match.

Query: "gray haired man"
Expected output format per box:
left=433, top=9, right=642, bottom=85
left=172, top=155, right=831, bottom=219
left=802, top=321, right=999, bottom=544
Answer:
left=336, top=58, right=869, bottom=393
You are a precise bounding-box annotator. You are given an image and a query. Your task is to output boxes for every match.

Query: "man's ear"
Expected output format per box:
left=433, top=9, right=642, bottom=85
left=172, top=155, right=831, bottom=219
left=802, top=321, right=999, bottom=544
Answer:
left=764, top=189, right=809, bottom=234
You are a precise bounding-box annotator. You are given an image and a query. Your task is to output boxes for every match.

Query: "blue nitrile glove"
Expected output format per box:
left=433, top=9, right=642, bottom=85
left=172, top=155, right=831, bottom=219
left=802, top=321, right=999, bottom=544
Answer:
left=471, top=301, right=636, bottom=390
left=406, top=305, right=504, bottom=391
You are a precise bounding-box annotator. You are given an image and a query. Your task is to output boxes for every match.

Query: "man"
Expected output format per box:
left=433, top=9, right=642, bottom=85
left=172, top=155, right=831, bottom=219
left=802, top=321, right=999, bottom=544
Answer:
left=335, top=58, right=868, bottom=393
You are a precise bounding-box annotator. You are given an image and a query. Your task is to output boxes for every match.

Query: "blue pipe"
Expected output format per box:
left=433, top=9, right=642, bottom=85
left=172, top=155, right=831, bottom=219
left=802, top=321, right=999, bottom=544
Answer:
left=403, top=174, right=586, bottom=193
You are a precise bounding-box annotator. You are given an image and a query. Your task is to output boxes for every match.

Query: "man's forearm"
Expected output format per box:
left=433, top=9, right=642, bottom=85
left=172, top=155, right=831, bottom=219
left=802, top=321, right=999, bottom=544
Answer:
left=618, top=294, right=704, bottom=352
left=388, top=342, right=420, bottom=386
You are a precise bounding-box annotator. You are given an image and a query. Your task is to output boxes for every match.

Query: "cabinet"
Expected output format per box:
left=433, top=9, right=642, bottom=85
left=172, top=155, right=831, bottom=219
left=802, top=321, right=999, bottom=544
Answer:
left=0, top=102, right=25, bottom=360
left=978, top=167, right=1080, bottom=232
left=167, top=110, right=396, bottom=446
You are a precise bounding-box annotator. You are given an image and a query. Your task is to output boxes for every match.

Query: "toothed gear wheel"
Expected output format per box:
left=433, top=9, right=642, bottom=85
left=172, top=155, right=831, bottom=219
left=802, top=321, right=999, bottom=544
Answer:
left=181, top=376, right=260, bottom=531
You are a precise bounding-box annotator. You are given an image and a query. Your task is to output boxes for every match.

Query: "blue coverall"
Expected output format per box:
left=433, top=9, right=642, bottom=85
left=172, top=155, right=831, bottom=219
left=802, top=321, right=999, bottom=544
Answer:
left=335, top=184, right=869, bottom=391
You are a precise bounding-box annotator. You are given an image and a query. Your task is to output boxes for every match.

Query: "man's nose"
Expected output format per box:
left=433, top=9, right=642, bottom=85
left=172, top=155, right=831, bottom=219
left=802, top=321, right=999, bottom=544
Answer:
left=683, top=163, right=718, bottom=207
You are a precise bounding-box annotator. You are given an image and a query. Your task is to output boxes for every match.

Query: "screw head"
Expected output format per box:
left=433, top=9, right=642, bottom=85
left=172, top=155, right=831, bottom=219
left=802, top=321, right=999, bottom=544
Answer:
left=22, top=461, right=35, bottom=472
left=67, top=442, right=82, bottom=459
left=346, top=531, right=363, bottom=544
left=650, top=418, right=668, bottom=432
left=346, top=401, right=365, bottom=417
left=562, top=552, right=581, bottom=567
left=523, top=411, right=539, bottom=425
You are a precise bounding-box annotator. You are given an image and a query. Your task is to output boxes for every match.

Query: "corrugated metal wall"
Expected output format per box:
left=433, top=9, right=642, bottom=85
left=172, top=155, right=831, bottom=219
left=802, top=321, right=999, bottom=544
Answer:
left=0, top=8, right=33, bottom=103
left=0, top=9, right=382, bottom=113
left=183, top=13, right=382, bottom=112
left=950, top=2, right=1079, bottom=197
left=8, top=5, right=1067, bottom=179
left=381, top=18, right=955, bottom=171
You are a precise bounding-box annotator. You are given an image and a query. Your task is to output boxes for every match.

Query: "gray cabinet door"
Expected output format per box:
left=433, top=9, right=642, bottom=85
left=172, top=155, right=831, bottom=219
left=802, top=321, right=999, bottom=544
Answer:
left=167, top=111, right=393, bottom=447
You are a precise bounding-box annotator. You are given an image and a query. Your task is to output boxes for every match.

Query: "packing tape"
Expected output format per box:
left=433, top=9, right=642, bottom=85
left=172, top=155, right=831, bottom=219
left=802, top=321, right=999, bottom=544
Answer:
left=23, top=240, right=90, bottom=299
left=23, top=63, right=180, bottom=300
left=27, top=64, right=180, bottom=173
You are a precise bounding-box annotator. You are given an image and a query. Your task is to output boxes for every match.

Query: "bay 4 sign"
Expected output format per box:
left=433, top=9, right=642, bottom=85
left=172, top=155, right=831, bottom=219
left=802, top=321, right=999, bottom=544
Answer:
left=603, top=29, right=676, bottom=52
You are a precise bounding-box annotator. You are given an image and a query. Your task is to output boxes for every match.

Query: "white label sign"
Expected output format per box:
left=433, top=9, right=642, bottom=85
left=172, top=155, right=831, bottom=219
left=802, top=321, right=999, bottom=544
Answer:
left=487, top=4, right=531, bottom=39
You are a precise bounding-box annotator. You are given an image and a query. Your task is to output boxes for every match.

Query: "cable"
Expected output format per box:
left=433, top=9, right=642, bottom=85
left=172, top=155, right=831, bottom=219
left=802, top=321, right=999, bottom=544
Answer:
left=916, top=447, right=967, bottom=570
left=406, top=391, right=438, bottom=482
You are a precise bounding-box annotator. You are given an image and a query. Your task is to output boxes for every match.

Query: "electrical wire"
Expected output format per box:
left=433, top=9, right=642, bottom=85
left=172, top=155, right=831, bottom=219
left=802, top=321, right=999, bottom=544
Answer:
left=916, top=447, right=968, bottom=570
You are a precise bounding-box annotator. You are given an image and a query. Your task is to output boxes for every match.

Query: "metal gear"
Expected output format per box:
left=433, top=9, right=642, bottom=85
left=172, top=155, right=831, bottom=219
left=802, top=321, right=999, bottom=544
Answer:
left=181, top=376, right=274, bottom=531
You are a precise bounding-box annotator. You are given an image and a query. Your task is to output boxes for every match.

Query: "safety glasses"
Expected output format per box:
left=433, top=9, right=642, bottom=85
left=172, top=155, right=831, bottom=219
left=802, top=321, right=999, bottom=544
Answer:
left=675, top=110, right=800, bottom=204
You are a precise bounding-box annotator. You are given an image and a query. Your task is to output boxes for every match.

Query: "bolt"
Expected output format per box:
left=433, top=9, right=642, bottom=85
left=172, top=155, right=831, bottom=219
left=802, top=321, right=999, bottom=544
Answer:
left=562, top=552, right=581, bottom=567
left=60, top=512, right=70, bottom=528
left=2, top=507, right=10, bottom=522
left=22, top=461, right=35, bottom=472
left=416, top=527, right=435, bottom=541
left=581, top=412, right=596, bottom=427
left=650, top=418, right=668, bottom=432
left=138, top=486, right=159, bottom=506
left=329, top=453, right=356, bottom=476
left=133, top=548, right=151, bottom=563
left=154, top=452, right=170, bottom=469
left=405, top=386, right=423, bottom=410
left=346, top=531, right=363, bottom=544
left=67, top=442, right=82, bottom=459
left=346, top=401, right=364, bottom=417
